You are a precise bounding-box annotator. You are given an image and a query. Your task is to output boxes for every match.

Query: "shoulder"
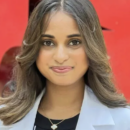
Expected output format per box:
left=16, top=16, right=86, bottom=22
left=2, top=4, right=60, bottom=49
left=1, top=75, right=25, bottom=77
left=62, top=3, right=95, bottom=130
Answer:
left=108, top=106, right=130, bottom=129
left=88, top=86, right=130, bottom=123
left=0, top=105, right=11, bottom=129
left=109, top=105, right=130, bottom=120
left=0, top=105, right=4, bottom=127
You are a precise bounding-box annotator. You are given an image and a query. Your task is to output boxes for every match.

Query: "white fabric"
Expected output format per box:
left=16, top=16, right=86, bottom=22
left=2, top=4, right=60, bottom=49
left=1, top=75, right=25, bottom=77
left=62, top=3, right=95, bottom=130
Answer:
left=0, top=84, right=130, bottom=130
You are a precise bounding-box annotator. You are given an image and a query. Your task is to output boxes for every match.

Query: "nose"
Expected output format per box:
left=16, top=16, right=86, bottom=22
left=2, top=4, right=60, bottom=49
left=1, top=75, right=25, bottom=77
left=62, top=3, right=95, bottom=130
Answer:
left=53, top=45, right=69, bottom=64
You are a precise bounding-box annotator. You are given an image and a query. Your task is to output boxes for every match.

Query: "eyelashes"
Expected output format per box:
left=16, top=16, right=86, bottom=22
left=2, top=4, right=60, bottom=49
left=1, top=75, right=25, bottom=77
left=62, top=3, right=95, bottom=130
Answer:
left=41, top=39, right=82, bottom=47
left=69, top=40, right=82, bottom=46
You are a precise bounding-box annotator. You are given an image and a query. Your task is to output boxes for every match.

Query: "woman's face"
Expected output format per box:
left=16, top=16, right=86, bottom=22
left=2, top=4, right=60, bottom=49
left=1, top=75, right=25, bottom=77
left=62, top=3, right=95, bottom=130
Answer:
left=36, top=11, right=89, bottom=86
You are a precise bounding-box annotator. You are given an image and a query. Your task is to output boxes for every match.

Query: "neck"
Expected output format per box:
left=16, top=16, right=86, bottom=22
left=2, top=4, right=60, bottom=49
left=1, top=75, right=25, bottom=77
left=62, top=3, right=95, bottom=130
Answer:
left=38, top=79, right=85, bottom=119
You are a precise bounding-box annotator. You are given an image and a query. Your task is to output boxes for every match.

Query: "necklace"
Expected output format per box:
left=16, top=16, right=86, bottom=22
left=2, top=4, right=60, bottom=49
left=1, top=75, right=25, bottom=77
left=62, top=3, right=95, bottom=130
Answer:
left=48, top=110, right=80, bottom=130
left=48, top=118, right=65, bottom=130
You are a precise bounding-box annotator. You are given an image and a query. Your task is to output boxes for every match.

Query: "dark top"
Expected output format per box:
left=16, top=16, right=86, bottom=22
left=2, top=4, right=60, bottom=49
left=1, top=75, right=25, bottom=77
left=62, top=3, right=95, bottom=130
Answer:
left=33, top=111, right=80, bottom=130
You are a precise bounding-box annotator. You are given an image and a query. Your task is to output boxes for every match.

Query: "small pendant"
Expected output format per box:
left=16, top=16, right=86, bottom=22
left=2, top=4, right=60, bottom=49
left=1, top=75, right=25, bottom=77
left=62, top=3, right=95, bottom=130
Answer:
left=51, top=124, right=58, bottom=130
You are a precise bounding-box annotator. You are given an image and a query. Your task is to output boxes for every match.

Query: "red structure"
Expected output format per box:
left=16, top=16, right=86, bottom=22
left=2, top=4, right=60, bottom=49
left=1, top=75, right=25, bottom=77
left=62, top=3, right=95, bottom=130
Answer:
left=0, top=0, right=28, bottom=94
left=0, top=0, right=130, bottom=100
left=91, top=0, right=130, bottom=100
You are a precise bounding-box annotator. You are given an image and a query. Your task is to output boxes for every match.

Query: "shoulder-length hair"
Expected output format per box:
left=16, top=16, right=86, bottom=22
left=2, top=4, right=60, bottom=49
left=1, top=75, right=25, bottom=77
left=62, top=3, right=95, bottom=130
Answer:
left=0, top=0, right=129, bottom=125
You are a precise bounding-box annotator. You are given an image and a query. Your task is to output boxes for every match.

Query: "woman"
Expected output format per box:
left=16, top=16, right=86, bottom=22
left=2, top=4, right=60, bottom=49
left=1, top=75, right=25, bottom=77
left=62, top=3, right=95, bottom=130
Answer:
left=0, top=0, right=130, bottom=130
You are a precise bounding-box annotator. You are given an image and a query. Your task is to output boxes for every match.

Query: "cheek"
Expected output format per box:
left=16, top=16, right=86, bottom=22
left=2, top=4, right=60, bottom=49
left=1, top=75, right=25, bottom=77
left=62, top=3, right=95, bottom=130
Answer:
left=70, top=48, right=88, bottom=82
left=72, top=48, right=88, bottom=67
left=37, top=49, right=52, bottom=64
left=36, top=49, right=52, bottom=72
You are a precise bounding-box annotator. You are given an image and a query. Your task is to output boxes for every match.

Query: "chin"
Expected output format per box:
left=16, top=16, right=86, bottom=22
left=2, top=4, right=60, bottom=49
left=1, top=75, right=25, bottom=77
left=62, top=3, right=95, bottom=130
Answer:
left=51, top=79, right=76, bottom=86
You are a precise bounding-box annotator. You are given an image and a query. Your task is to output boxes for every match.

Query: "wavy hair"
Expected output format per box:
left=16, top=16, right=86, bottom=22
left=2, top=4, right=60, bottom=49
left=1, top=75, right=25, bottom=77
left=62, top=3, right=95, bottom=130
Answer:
left=0, top=0, right=129, bottom=125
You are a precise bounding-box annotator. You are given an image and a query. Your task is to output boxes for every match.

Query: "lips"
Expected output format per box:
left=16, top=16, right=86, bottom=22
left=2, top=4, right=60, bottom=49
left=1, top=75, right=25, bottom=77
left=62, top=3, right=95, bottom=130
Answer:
left=51, top=66, right=72, bottom=69
left=51, top=66, right=73, bottom=73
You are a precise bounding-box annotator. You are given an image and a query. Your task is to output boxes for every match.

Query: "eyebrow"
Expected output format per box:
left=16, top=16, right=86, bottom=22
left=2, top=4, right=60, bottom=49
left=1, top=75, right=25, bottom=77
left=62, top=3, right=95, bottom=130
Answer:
left=41, top=34, right=81, bottom=38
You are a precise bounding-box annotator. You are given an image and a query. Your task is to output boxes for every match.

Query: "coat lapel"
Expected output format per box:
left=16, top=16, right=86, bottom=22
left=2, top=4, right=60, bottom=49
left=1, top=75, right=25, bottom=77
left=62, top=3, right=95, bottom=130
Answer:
left=1, top=84, right=115, bottom=130
left=75, top=85, right=115, bottom=130
left=9, top=87, right=46, bottom=130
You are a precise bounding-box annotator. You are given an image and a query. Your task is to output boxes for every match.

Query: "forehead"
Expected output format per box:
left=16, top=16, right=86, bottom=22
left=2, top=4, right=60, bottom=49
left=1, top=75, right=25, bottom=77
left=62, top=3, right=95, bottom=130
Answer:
left=44, top=11, right=80, bottom=34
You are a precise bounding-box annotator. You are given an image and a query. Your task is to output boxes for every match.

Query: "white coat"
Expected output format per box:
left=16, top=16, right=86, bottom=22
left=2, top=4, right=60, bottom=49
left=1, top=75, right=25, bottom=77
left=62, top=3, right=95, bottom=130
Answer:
left=0, top=84, right=130, bottom=130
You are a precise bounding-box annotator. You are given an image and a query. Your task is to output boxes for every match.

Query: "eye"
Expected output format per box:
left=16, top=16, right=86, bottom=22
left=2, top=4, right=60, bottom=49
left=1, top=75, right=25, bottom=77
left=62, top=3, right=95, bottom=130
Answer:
left=69, top=40, right=81, bottom=46
left=42, top=40, right=54, bottom=46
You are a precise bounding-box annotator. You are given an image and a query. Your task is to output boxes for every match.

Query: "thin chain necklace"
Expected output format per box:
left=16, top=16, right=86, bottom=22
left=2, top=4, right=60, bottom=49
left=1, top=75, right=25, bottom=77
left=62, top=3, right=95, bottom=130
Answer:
left=48, top=111, right=80, bottom=130
left=49, top=118, right=65, bottom=130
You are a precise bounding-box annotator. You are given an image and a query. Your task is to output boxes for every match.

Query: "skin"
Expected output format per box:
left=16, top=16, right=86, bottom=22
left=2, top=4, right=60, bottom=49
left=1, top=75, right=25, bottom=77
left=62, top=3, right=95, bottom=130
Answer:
left=36, top=11, right=89, bottom=119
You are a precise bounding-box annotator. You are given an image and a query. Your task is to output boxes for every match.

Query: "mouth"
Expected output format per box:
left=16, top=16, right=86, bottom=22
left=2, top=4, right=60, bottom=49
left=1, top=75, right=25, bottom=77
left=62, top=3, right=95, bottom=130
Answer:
left=50, top=66, right=74, bottom=73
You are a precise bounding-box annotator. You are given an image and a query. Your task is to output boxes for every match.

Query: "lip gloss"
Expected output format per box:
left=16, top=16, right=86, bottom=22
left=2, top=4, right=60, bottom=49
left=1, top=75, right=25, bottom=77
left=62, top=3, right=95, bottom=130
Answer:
left=51, top=67, right=73, bottom=73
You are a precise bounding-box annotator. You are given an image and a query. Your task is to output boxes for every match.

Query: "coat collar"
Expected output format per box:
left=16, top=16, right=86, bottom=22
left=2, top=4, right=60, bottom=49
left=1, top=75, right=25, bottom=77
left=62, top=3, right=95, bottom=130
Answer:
left=1, top=84, right=115, bottom=130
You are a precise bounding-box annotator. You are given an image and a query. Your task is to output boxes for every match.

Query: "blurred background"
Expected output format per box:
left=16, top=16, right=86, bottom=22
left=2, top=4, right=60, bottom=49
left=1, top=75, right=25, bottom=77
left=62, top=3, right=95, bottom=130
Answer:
left=0, top=0, right=130, bottom=101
